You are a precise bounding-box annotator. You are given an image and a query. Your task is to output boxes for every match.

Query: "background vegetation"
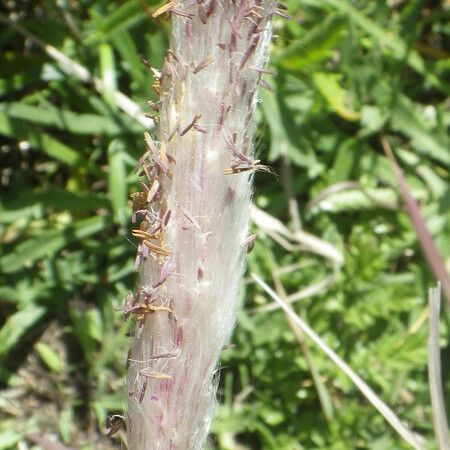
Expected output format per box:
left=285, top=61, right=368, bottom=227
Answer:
left=0, top=1, right=449, bottom=449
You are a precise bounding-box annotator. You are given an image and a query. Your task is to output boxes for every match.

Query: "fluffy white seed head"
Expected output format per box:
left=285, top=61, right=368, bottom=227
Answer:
left=126, top=2, right=276, bottom=449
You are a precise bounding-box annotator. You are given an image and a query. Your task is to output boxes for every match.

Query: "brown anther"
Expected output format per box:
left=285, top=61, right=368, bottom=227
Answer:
left=143, top=240, right=171, bottom=257
left=206, top=0, right=216, bottom=17
left=147, top=101, right=160, bottom=112
left=239, top=35, right=260, bottom=70
left=170, top=9, right=194, bottom=19
left=193, top=56, right=215, bottom=74
left=146, top=179, right=160, bottom=203
left=167, top=49, right=180, bottom=62
left=123, top=303, right=174, bottom=325
left=145, top=114, right=159, bottom=123
left=198, top=3, right=207, bottom=24
left=250, top=66, right=276, bottom=76
left=144, top=132, right=157, bottom=152
left=259, top=78, right=273, bottom=91
left=223, top=160, right=272, bottom=175
left=142, top=164, right=155, bottom=184
left=168, top=123, right=180, bottom=141
left=132, top=229, right=160, bottom=241
left=243, top=234, right=258, bottom=253
left=180, top=114, right=202, bottom=136
left=159, top=141, right=170, bottom=167
left=152, top=80, right=161, bottom=96
left=105, top=415, right=124, bottom=437
left=152, top=1, right=176, bottom=18
left=275, top=2, right=288, bottom=10
left=135, top=150, right=151, bottom=172
left=140, top=369, right=173, bottom=380
left=274, top=10, right=292, bottom=20
left=130, top=191, right=147, bottom=211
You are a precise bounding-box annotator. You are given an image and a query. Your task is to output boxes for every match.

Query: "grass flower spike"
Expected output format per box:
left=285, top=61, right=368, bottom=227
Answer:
left=126, top=2, right=278, bottom=448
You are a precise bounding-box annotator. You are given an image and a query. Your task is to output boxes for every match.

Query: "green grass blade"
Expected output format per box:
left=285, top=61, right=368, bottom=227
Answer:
left=0, top=102, right=129, bottom=135
left=0, top=113, right=82, bottom=166
left=0, top=305, right=46, bottom=359
left=0, top=216, right=107, bottom=273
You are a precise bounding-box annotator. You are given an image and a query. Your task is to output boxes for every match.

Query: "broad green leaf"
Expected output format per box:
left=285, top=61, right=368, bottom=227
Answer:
left=329, top=139, right=357, bottom=183
left=323, top=0, right=449, bottom=94
left=0, top=203, right=42, bottom=224
left=0, top=305, right=46, bottom=359
left=260, top=84, right=320, bottom=173
left=276, top=13, right=346, bottom=69
left=0, top=216, right=107, bottom=273
left=313, top=72, right=360, bottom=121
left=0, top=430, right=21, bottom=449
left=391, top=96, right=450, bottom=165
left=58, top=407, right=74, bottom=444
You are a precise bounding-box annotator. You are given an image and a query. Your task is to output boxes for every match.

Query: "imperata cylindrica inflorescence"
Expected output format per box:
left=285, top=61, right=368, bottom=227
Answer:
left=124, top=2, right=282, bottom=448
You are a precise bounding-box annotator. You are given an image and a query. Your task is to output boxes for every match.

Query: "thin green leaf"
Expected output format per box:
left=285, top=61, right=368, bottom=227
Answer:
left=260, top=84, right=320, bottom=172
left=108, top=139, right=128, bottom=225
left=276, top=13, right=346, bottom=69
left=86, top=0, right=144, bottom=46
left=0, top=216, right=108, bottom=273
left=313, top=72, right=360, bottom=121
left=0, top=102, right=131, bottom=135
left=99, top=43, right=118, bottom=108
left=323, top=0, right=449, bottom=94
left=35, top=343, right=63, bottom=374
left=0, top=113, right=82, bottom=166
left=0, top=305, right=46, bottom=359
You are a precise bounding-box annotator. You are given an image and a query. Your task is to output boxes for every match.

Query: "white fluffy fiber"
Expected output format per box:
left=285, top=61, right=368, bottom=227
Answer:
left=127, top=2, right=274, bottom=449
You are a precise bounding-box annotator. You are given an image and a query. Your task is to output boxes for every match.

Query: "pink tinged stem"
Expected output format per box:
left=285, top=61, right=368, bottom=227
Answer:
left=381, top=136, right=450, bottom=306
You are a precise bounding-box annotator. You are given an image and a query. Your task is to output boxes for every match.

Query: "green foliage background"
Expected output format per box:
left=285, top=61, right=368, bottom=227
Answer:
left=0, top=1, right=449, bottom=449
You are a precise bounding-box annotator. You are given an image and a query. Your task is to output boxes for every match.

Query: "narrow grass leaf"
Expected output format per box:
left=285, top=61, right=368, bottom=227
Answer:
left=2, top=188, right=109, bottom=219
left=99, top=43, right=118, bottom=108
left=427, top=284, right=450, bottom=450
left=108, top=139, right=128, bottom=225
left=112, top=30, right=146, bottom=93
left=85, top=0, right=143, bottom=46
left=0, top=102, right=128, bottom=135
left=35, top=343, right=63, bottom=374
left=0, top=113, right=82, bottom=166
left=0, top=14, right=153, bottom=129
